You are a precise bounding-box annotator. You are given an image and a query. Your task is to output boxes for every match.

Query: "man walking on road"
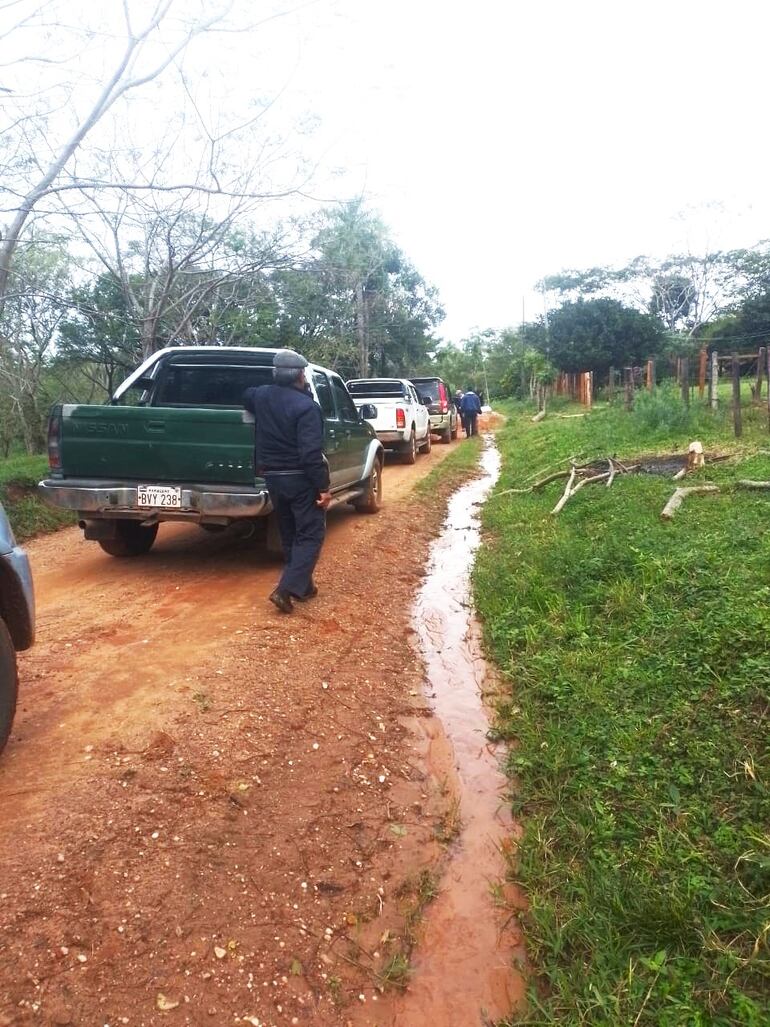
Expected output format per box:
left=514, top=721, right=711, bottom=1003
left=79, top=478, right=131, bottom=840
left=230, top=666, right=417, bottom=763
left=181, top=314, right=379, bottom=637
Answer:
left=454, top=389, right=465, bottom=436
left=243, top=350, right=331, bottom=614
left=460, top=388, right=482, bottom=438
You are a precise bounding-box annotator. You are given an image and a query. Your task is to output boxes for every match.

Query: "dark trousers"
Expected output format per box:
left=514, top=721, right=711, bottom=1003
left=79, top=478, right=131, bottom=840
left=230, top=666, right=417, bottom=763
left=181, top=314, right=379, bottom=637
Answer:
left=265, top=474, right=326, bottom=598
left=464, top=413, right=478, bottom=437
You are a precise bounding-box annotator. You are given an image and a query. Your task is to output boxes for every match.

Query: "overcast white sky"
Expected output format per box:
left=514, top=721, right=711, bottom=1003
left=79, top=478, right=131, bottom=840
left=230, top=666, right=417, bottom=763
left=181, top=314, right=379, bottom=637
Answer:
left=6, top=0, right=769, bottom=342
left=240, top=0, right=770, bottom=340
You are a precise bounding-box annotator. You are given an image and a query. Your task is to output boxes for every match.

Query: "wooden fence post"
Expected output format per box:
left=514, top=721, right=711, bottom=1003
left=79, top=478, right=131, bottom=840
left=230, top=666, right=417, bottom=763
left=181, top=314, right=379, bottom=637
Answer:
left=709, top=350, right=719, bottom=410
left=608, top=366, right=615, bottom=404
left=624, top=367, right=633, bottom=411
left=732, top=352, right=742, bottom=438
left=586, top=371, right=593, bottom=410
left=698, top=348, right=707, bottom=399
left=681, top=356, right=690, bottom=407
left=646, top=359, right=655, bottom=391
left=756, top=347, right=766, bottom=401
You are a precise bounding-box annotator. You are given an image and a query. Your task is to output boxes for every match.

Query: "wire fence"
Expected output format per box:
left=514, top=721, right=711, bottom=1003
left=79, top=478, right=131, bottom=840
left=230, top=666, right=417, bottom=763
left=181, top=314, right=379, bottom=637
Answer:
left=545, top=346, right=770, bottom=437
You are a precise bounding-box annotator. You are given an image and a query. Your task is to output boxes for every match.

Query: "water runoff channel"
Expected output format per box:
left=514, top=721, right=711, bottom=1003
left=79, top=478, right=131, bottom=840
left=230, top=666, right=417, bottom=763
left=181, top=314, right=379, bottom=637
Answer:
left=386, top=435, right=527, bottom=1026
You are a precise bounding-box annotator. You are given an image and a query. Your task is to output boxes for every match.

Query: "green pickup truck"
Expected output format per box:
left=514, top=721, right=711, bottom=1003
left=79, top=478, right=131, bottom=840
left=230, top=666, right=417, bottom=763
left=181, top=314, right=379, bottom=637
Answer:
left=39, top=346, right=384, bottom=556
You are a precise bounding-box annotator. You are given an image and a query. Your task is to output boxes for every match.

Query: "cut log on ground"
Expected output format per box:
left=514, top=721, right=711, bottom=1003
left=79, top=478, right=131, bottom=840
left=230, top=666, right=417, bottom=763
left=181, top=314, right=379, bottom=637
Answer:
left=660, top=486, right=720, bottom=520
left=531, top=410, right=547, bottom=423
left=551, top=466, right=578, bottom=514
left=736, top=480, right=770, bottom=490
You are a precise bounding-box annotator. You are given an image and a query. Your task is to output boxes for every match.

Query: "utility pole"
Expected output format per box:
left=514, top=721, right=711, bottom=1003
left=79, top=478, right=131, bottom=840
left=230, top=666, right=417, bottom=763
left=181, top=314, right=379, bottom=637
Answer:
left=481, top=354, right=490, bottom=405
left=355, top=279, right=368, bottom=377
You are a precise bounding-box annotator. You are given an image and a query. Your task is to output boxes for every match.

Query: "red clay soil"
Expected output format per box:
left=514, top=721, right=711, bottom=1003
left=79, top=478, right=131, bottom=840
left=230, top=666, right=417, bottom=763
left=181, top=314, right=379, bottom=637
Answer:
left=0, top=445, right=485, bottom=1027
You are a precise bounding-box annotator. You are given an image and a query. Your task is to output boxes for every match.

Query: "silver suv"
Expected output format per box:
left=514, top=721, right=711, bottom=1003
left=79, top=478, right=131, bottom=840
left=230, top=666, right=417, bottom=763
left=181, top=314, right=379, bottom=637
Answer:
left=409, top=377, right=459, bottom=444
left=0, top=503, right=34, bottom=752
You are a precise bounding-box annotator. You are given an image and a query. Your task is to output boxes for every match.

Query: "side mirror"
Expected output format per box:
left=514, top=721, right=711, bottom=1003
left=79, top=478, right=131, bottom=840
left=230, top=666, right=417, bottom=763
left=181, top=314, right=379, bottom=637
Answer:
left=360, top=403, right=377, bottom=420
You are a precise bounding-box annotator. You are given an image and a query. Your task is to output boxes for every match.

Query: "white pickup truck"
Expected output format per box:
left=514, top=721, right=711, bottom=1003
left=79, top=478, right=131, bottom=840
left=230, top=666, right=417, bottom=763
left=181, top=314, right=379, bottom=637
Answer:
left=347, top=378, right=432, bottom=464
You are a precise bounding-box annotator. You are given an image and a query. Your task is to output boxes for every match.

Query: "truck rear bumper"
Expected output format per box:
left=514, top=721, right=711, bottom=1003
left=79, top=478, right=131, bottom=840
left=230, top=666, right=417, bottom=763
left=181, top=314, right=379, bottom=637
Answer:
left=38, top=479, right=272, bottom=522
left=376, top=430, right=408, bottom=444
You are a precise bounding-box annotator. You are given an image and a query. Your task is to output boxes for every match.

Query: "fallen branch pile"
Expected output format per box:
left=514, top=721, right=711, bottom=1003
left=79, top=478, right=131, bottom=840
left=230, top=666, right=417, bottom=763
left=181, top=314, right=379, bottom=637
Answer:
left=498, top=458, right=640, bottom=513
left=496, top=445, right=770, bottom=522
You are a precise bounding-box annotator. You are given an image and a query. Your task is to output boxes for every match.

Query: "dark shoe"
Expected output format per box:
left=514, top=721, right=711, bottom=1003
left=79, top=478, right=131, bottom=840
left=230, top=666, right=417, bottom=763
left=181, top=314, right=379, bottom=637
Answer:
left=269, top=588, right=293, bottom=614
left=291, top=583, right=318, bottom=602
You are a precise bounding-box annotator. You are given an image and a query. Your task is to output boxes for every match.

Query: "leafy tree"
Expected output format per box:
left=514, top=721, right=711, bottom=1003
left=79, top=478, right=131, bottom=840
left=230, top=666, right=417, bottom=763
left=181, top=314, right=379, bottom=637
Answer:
left=541, top=252, right=734, bottom=337
left=649, top=271, right=697, bottom=331
left=58, top=273, right=142, bottom=398
left=0, top=234, right=73, bottom=451
left=542, top=298, right=665, bottom=374
left=307, top=202, right=442, bottom=377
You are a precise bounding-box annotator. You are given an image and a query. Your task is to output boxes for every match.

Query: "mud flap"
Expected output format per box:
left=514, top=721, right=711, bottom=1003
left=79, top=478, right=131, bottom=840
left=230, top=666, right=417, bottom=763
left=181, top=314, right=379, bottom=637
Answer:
left=81, top=519, right=120, bottom=541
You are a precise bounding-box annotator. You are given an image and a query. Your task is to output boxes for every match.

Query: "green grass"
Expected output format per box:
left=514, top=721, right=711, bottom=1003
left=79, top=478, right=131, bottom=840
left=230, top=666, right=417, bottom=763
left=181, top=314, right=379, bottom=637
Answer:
left=476, top=393, right=770, bottom=1026
left=0, top=453, right=73, bottom=542
left=414, top=434, right=483, bottom=496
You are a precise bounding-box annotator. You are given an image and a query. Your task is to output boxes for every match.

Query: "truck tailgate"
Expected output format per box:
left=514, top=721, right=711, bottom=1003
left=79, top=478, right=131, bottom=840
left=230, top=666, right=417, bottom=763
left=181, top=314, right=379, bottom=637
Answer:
left=353, top=398, right=402, bottom=432
left=59, top=405, right=255, bottom=485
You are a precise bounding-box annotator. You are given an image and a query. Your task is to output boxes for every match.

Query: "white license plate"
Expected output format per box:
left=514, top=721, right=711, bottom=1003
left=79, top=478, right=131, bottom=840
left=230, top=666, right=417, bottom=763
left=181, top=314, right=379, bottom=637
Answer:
left=137, top=485, right=182, bottom=509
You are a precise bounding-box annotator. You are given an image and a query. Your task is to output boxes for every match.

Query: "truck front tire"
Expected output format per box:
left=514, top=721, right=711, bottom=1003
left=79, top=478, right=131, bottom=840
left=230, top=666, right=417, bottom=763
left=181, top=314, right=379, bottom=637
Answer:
left=98, top=520, right=159, bottom=558
left=0, top=619, right=18, bottom=755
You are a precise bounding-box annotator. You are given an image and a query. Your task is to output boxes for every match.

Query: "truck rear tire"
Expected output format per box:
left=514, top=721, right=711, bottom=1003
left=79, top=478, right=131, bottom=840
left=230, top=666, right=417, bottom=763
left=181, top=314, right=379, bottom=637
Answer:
left=98, top=520, right=159, bottom=558
left=441, top=426, right=452, bottom=444
left=401, top=429, right=417, bottom=465
left=419, top=430, right=432, bottom=454
left=0, top=619, right=18, bottom=755
left=354, top=459, right=383, bottom=513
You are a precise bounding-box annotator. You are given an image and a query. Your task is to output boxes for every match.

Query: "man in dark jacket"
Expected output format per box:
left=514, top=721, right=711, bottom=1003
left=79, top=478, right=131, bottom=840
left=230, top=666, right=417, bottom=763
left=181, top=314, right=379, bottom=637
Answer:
left=243, top=350, right=331, bottom=614
left=459, top=388, right=482, bottom=437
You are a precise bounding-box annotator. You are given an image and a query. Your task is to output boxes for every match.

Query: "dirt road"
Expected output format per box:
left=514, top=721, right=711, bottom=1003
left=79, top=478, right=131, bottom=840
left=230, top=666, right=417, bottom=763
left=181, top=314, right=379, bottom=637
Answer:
left=0, top=444, right=467, bottom=1027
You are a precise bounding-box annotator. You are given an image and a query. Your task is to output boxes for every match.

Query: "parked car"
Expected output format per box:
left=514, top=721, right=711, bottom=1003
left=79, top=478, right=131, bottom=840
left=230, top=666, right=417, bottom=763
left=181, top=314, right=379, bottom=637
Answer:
left=347, top=378, right=432, bottom=463
left=0, top=502, right=35, bottom=752
left=409, top=376, right=459, bottom=443
left=39, top=347, right=385, bottom=557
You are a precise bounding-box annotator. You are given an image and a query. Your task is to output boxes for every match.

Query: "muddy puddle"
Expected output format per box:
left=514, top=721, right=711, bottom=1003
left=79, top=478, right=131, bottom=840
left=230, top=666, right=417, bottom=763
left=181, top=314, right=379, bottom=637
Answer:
left=386, top=437, right=526, bottom=1026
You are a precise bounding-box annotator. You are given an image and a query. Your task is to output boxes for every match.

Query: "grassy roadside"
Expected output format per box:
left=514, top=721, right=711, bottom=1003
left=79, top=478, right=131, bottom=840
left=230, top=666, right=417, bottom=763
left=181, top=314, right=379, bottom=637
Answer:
left=414, top=434, right=483, bottom=495
left=475, top=392, right=770, bottom=1025
left=0, top=454, right=74, bottom=542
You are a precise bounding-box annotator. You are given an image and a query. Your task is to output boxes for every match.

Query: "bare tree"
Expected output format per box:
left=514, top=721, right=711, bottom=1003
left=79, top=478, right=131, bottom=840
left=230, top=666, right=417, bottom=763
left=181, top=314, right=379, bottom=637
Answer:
left=68, top=185, right=293, bottom=360
left=0, top=0, right=234, bottom=310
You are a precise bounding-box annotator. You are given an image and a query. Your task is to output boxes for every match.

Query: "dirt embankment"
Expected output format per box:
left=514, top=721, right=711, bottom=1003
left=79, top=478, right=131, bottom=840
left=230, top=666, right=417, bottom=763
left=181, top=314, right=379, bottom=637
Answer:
left=0, top=445, right=475, bottom=1027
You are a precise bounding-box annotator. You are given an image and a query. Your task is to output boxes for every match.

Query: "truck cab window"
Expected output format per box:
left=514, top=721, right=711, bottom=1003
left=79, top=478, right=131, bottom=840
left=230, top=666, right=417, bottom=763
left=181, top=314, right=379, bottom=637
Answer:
left=154, top=363, right=273, bottom=407
left=330, top=375, right=359, bottom=423
left=313, top=372, right=336, bottom=419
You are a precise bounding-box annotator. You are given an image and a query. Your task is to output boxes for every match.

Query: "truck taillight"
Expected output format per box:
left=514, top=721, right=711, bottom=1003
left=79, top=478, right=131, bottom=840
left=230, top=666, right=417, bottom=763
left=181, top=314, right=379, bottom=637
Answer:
left=47, top=404, right=62, bottom=471
left=396, top=408, right=406, bottom=429
left=439, top=383, right=448, bottom=413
